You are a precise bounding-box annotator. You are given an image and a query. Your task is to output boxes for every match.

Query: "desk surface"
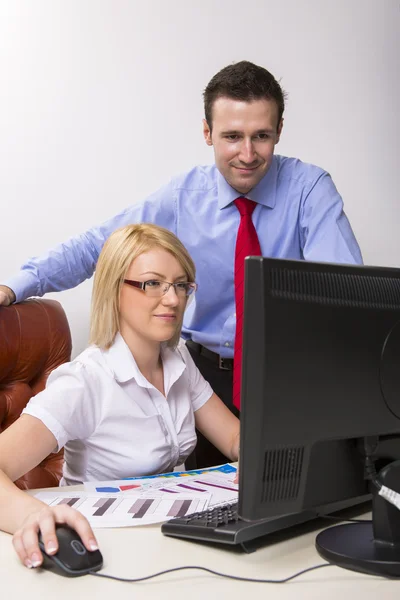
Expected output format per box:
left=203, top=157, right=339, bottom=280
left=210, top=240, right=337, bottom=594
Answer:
left=0, top=487, right=398, bottom=600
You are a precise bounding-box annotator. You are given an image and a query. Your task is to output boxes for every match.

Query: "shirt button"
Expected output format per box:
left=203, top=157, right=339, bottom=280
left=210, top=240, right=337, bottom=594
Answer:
left=224, top=342, right=230, bottom=347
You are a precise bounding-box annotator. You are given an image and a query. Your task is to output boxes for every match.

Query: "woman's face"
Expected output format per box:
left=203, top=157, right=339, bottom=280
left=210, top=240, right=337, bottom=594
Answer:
left=119, top=248, right=190, bottom=346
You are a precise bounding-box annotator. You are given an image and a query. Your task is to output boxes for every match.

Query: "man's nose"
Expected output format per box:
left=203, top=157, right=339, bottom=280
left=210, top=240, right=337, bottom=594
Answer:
left=238, top=139, right=257, bottom=164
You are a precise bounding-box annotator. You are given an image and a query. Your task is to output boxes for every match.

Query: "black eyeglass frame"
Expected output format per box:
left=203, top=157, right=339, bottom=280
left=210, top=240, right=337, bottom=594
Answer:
left=123, top=279, right=197, bottom=297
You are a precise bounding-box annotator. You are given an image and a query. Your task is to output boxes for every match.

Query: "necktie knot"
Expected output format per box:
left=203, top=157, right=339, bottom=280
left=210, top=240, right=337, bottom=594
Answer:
left=234, top=197, right=257, bottom=217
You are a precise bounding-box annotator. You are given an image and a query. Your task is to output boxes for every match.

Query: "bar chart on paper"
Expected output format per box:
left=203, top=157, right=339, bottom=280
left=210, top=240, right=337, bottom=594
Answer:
left=155, top=474, right=238, bottom=507
left=84, top=464, right=238, bottom=508
left=35, top=491, right=210, bottom=527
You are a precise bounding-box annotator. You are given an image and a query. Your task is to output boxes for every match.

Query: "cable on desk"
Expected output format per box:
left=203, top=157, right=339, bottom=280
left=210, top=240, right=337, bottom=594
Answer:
left=89, top=562, right=332, bottom=584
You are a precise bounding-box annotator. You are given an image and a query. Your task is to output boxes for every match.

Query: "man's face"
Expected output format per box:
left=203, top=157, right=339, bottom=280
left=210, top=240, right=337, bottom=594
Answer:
left=203, top=97, right=283, bottom=194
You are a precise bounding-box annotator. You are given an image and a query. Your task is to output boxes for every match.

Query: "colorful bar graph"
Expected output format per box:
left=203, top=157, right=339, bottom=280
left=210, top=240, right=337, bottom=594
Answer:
left=121, top=463, right=236, bottom=481
left=35, top=491, right=210, bottom=527
left=95, top=483, right=142, bottom=493
left=194, top=480, right=238, bottom=492
left=177, top=483, right=207, bottom=493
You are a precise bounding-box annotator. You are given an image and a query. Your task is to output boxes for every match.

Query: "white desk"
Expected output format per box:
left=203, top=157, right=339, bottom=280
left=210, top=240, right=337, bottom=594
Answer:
left=0, top=487, right=398, bottom=600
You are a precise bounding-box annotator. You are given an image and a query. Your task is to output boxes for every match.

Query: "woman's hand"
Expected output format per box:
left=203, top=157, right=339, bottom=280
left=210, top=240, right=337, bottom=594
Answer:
left=234, top=468, right=239, bottom=484
left=231, top=432, right=240, bottom=463
left=12, top=503, right=99, bottom=569
left=231, top=433, right=240, bottom=484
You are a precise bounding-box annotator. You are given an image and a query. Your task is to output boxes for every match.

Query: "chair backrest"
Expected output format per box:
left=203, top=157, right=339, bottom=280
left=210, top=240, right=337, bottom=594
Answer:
left=0, top=299, right=72, bottom=489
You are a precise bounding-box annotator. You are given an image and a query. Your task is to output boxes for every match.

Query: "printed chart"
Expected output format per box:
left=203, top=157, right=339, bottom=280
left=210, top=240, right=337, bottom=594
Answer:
left=35, top=491, right=210, bottom=528
left=85, top=463, right=237, bottom=499
left=155, top=474, right=238, bottom=507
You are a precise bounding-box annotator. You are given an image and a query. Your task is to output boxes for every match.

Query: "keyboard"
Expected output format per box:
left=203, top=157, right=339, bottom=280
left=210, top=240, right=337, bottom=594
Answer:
left=161, top=502, right=314, bottom=549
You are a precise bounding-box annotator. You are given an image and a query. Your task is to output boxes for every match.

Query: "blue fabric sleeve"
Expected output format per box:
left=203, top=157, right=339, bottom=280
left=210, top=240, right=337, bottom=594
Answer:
left=300, top=172, right=363, bottom=265
left=3, top=182, right=177, bottom=302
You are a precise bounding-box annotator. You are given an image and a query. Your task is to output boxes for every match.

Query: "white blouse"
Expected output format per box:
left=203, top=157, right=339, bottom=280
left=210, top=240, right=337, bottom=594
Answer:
left=22, top=334, right=213, bottom=485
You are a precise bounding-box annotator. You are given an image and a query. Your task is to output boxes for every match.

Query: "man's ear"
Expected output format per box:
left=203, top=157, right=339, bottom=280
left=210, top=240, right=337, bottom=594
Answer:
left=203, top=119, right=213, bottom=146
left=275, top=118, right=284, bottom=144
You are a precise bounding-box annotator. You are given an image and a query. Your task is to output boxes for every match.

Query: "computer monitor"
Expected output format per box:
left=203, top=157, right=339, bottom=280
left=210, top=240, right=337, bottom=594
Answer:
left=239, top=257, right=400, bottom=577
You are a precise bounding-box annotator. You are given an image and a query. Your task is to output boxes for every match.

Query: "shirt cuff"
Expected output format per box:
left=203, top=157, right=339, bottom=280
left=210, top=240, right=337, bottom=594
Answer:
left=2, top=270, right=41, bottom=303
left=192, top=384, right=214, bottom=412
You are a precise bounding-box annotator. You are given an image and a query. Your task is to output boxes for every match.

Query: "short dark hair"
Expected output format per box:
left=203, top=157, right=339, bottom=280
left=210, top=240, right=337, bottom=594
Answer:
left=203, top=61, right=286, bottom=131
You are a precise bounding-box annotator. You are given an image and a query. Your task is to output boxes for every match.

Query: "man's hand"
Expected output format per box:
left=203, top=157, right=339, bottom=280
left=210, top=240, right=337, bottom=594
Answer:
left=0, top=286, right=16, bottom=306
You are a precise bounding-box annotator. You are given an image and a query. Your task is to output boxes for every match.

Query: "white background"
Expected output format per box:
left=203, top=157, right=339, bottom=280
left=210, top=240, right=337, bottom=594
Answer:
left=0, top=0, right=399, bottom=356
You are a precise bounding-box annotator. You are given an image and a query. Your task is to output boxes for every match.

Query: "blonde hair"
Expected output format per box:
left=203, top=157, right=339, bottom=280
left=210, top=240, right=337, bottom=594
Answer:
left=90, top=223, right=196, bottom=349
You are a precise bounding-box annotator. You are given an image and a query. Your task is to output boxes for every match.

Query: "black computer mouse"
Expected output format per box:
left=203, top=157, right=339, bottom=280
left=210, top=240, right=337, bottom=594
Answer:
left=38, top=524, right=103, bottom=577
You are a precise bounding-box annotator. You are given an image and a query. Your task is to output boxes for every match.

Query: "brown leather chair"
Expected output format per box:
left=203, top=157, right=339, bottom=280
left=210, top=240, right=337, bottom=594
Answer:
left=0, top=299, right=72, bottom=489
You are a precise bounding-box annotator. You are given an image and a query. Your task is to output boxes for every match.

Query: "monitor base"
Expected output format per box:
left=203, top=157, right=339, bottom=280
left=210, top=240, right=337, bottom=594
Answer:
left=316, top=522, right=400, bottom=578
left=316, top=459, right=400, bottom=578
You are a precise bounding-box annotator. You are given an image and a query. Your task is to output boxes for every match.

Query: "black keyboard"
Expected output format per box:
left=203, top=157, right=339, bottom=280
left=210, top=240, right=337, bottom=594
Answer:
left=170, top=502, right=239, bottom=527
left=161, top=502, right=313, bottom=548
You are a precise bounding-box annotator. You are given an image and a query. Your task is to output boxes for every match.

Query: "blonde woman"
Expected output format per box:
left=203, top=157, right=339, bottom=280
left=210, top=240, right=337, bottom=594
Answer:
left=0, top=224, right=240, bottom=569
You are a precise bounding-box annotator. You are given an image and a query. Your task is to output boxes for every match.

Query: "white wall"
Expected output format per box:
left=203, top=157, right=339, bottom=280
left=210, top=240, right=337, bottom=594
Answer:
left=0, top=0, right=399, bottom=356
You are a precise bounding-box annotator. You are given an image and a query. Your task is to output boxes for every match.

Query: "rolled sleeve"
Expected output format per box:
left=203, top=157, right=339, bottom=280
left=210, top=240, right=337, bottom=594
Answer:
left=22, top=361, right=97, bottom=449
left=22, top=405, right=69, bottom=452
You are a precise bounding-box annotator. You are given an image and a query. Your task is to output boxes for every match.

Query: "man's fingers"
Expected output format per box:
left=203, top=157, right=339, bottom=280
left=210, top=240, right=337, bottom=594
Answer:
left=0, top=291, right=10, bottom=306
left=0, top=286, right=15, bottom=305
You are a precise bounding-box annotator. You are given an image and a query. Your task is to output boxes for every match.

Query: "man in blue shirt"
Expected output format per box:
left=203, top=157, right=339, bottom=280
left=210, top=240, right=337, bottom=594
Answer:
left=0, top=61, right=362, bottom=467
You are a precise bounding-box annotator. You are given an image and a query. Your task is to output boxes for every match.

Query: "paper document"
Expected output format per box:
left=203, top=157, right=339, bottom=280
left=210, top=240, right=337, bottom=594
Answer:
left=35, top=490, right=210, bottom=528
left=84, top=463, right=238, bottom=506
left=84, top=463, right=238, bottom=508
left=34, top=464, right=237, bottom=528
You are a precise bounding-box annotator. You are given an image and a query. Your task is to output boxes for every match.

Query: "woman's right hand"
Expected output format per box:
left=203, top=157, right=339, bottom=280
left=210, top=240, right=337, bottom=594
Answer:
left=12, top=503, right=99, bottom=569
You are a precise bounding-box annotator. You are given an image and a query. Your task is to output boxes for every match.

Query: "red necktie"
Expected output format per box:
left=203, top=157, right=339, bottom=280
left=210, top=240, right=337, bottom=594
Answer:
left=233, top=197, right=262, bottom=410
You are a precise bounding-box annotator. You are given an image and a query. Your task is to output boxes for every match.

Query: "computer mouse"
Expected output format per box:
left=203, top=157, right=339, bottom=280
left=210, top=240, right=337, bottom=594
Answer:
left=37, top=524, right=103, bottom=577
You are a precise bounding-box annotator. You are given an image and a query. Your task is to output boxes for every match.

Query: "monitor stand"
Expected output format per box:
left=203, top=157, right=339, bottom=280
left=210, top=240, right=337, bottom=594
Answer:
left=315, top=459, right=400, bottom=578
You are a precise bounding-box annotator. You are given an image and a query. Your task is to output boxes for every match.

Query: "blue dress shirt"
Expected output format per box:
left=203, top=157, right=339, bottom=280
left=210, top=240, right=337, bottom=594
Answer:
left=4, top=156, right=363, bottom=358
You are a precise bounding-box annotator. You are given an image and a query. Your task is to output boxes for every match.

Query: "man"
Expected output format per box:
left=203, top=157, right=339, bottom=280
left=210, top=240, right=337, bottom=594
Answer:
left=0, top=61, right=362, bottom=467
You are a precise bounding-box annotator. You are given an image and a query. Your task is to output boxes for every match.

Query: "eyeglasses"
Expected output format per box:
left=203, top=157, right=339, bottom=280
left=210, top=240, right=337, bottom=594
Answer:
left=123, top=279, right=197, bottom=297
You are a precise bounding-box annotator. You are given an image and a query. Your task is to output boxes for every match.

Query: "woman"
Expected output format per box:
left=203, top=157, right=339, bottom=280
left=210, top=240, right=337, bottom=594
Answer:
left=0, top=224, right=240, bottom=569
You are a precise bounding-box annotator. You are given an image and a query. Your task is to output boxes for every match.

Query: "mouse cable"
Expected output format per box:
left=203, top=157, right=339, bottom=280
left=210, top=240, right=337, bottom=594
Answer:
left=89, top=562, right=332, bottom=584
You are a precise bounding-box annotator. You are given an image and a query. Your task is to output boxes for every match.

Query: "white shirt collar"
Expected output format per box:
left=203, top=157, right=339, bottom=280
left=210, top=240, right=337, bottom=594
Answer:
left=101, top=332, right=186, bottom=394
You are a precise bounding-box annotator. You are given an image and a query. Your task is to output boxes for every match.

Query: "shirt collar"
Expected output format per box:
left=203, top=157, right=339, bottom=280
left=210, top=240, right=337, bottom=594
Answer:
left=217, top=155, right=278, bottom=210
left=101, top=332, right=186, bottom=392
